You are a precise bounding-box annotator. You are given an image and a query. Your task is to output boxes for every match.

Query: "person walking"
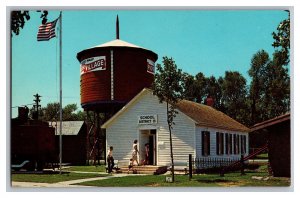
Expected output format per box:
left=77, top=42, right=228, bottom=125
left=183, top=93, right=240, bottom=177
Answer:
left=132, top=140, right=139, bottom=166
left=142, top=143, right=150, bottom=165
left=107, top=146, right=114, bottom=173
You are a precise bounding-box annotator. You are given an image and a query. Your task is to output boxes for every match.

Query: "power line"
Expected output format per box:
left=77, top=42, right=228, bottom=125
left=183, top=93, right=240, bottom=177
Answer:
left=11, top=103, right=35, bottom=108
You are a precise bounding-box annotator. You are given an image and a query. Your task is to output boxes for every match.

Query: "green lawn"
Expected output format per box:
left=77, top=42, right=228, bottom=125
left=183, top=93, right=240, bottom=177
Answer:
left=11, top=164, right=290, bottom=187
left=11, top=172, right=106, bottom=183
left=255, top=153, right=269, bottom=159
left=63, top=165, right=106, bottom=172
left=77, top=171, right=290, bottom=187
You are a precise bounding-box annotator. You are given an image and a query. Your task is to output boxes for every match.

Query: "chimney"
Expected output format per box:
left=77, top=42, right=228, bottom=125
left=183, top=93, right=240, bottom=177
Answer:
left=206, top=95, right=214, bottom=107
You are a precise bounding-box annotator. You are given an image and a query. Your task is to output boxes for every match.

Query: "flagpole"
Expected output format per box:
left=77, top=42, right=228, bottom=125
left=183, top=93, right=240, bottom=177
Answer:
left=59, top=11, right=63, bottom=174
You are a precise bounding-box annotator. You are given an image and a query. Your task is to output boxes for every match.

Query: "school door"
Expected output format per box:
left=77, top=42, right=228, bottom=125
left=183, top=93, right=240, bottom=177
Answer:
left=149, top=129, right=157, bottom=165
left=139, top=129, right=157, bottom=165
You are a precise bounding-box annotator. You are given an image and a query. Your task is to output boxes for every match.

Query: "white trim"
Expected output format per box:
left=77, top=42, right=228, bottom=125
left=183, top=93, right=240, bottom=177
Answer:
left=102, top=88, right=151, bottom=128
left=110, top=49, right=114, bottom=100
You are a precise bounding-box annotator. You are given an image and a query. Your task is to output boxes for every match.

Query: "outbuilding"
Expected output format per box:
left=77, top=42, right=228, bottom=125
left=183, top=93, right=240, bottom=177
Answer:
left=102, top=88, right=250, bottom=167
left=250, top=113, right=290, bottom=177
left=49, top=121, right=87, bottom=165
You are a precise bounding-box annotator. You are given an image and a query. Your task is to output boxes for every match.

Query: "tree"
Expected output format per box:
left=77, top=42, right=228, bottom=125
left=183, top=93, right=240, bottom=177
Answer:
left=248, top=50, right=270, bottom=124
left=194, top=72, right=207, bottom=103
left=152, top=56, right=184, bottom=182
left=262, top=53, right=290, bottom=120
left=40, top=102, right=60, bottom=121
left=36, top=102, right=85, bottom=121
left=182, top=73, right=196, bottom=101
left=221, top=71, right=248, bottom=125
left=272, top=11, right=290, bottom=66
left=63, top=104, right=78, bottom=121
left=205, top=76, right=223, bottom=111
left=248, top=49, right=290, bottom=124
left=11, top=10, right=48, bottom=36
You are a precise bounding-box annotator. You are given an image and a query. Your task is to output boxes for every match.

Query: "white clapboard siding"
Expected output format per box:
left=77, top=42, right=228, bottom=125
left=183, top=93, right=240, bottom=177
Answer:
left=106, top=90, right=195, bottom=166
left=195, top=127, right=249, bottom=159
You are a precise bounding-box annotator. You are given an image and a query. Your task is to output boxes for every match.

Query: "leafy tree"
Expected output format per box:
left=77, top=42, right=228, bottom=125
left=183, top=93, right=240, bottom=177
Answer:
left=152, top=56, right=184, bottom=182
left=272, top=11, right=290, bottom=66
left=205, top=76, right=224, bottom=111
left=40, top=102, right=60, bottom=121
left=194, top=72, right=207, bottom=103
left=221, top=71, right=248, bottom=125
left=248, top=49, right=290, bottom=124
left=182, top=72, right=207, bottom=103
left=34, top=102, right=85, bottom=121
left=11, top=10, right=48, bottom=36
left=62, top=104, right=78, bottom=121
left=182, top=73, right=196, bottom=101
left=248, top=50, right=270, bottom=124
left=262, top=53, right=290, bottom=120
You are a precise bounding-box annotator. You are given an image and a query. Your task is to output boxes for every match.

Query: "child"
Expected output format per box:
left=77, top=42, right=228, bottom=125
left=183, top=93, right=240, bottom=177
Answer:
left=128, top=158, right=133, bottom=174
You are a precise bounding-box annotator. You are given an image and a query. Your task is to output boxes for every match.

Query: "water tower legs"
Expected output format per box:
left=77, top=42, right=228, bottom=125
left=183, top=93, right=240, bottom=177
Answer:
left=85, top=111, right=108, bottom=166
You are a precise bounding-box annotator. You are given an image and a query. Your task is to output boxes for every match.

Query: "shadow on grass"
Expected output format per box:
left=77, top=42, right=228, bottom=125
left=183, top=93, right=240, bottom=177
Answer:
left=195, top=179, right=233, bottom=183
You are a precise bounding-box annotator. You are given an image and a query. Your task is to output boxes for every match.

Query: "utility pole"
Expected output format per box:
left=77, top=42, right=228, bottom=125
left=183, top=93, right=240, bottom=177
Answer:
left=33, top=93, right=41, bottom=120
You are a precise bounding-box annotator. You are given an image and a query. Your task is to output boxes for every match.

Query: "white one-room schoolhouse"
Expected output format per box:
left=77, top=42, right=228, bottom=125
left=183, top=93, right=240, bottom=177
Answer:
left=102, top=88, right=250, bottom=167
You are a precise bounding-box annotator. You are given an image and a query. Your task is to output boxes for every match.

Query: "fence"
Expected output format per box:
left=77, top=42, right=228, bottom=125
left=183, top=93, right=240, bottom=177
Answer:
left=191, top=157, right=241, bottom=174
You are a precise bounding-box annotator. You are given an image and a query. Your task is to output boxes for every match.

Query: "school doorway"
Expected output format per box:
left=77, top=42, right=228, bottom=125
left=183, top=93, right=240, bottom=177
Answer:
left=139, top=129, right=157, bottom=165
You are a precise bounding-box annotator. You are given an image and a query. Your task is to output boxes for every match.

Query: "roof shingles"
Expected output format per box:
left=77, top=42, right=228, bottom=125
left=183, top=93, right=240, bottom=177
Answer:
left=175, top=100, right=250, bottom=132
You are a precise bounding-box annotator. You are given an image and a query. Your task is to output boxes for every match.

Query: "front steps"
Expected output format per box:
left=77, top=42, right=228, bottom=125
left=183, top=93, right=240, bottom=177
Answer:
left=118, top=165, right=168, bottom=175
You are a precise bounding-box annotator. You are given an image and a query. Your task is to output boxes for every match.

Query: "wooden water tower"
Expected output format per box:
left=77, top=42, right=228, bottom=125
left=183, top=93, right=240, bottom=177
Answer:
left=76, top=16, right=158, bottom=164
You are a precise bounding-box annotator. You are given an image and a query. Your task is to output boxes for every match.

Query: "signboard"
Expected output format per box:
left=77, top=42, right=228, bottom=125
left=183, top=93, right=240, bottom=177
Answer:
left=80, top=56, right=106, bottom=75
left=147, top=59, right=155, bottom=74
left=138, top=115, right=157, bottom=125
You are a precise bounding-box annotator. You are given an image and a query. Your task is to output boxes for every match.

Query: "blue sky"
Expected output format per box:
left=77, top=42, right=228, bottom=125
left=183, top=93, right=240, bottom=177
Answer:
left=11, top=9, right=289, bottom=118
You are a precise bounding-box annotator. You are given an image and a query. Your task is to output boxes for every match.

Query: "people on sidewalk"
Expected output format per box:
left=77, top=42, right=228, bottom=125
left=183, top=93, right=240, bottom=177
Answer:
left=107, top=146, right=114, bottom=173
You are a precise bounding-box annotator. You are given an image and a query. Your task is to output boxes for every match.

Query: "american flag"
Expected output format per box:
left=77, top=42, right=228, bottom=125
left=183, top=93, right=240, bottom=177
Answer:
left=37, top=19, right=58, bottom=41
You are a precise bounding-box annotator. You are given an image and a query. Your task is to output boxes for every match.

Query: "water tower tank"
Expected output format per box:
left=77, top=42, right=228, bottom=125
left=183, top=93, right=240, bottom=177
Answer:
left=76, top=20, right=158, bottom=112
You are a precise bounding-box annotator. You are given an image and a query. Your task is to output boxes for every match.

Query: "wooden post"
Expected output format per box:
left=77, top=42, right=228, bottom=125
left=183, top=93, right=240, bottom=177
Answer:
left=189, top=154, right=192, bottom=180
left=241, top=154, right=245, bottom=175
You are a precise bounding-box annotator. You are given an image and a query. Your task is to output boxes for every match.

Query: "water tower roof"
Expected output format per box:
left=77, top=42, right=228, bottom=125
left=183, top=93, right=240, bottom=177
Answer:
left=91, top=39, right=143, bottom=49
left=77, top=39, right=158, bottom=62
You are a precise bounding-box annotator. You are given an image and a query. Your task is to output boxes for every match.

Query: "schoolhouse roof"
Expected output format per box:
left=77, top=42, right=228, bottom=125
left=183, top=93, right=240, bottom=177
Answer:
left=101, top=88, right=250, bottom=132
left=175, top=100, right=250, bottom=132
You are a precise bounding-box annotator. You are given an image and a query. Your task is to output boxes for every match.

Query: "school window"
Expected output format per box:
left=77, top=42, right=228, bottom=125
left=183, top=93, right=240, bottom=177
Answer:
left=240, top=135, right=244, bottom=154
left=202, top=131, right=210, bottom=156
left=225, top=133, right=229, bottom=154
left=233, top=134, right=237, bottom=154
left=216, top=132, right=219, bottom=155
left=237, top=134, right=240, bottom=154
left=244, top=135, right=247, bottom=154
left=241, top=135, right=247, bottom=154
left=229, top=134, right=233, bottom=154
left=216, top=132, right=224, bottom=155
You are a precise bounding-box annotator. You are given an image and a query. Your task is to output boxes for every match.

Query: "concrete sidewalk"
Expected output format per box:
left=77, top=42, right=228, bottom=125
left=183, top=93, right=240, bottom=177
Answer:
left=11, top=173, right=146, bottom=188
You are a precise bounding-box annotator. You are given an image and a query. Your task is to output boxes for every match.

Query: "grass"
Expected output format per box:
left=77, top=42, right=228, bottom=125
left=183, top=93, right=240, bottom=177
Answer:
left=77, top=170, right=290, bottom=187
left=11, top=164, right=290, bottom=187
left=254, top=153, right=268, bottom=159
left=11, top=172, right=106, bottom=183
left=63, top=165, right=106, bottom=172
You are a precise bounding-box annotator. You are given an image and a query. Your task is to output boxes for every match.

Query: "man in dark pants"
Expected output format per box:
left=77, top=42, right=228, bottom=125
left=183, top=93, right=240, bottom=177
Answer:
left=107, top=146, right=114, bottom=173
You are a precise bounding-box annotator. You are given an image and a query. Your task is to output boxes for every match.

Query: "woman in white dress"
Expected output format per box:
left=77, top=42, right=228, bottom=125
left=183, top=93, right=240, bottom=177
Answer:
left=132, top=139, right=139, bottom=165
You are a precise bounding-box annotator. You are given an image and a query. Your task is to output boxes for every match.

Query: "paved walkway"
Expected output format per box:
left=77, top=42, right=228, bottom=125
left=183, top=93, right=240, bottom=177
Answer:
left=11, top=173, right=146, bottom=188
